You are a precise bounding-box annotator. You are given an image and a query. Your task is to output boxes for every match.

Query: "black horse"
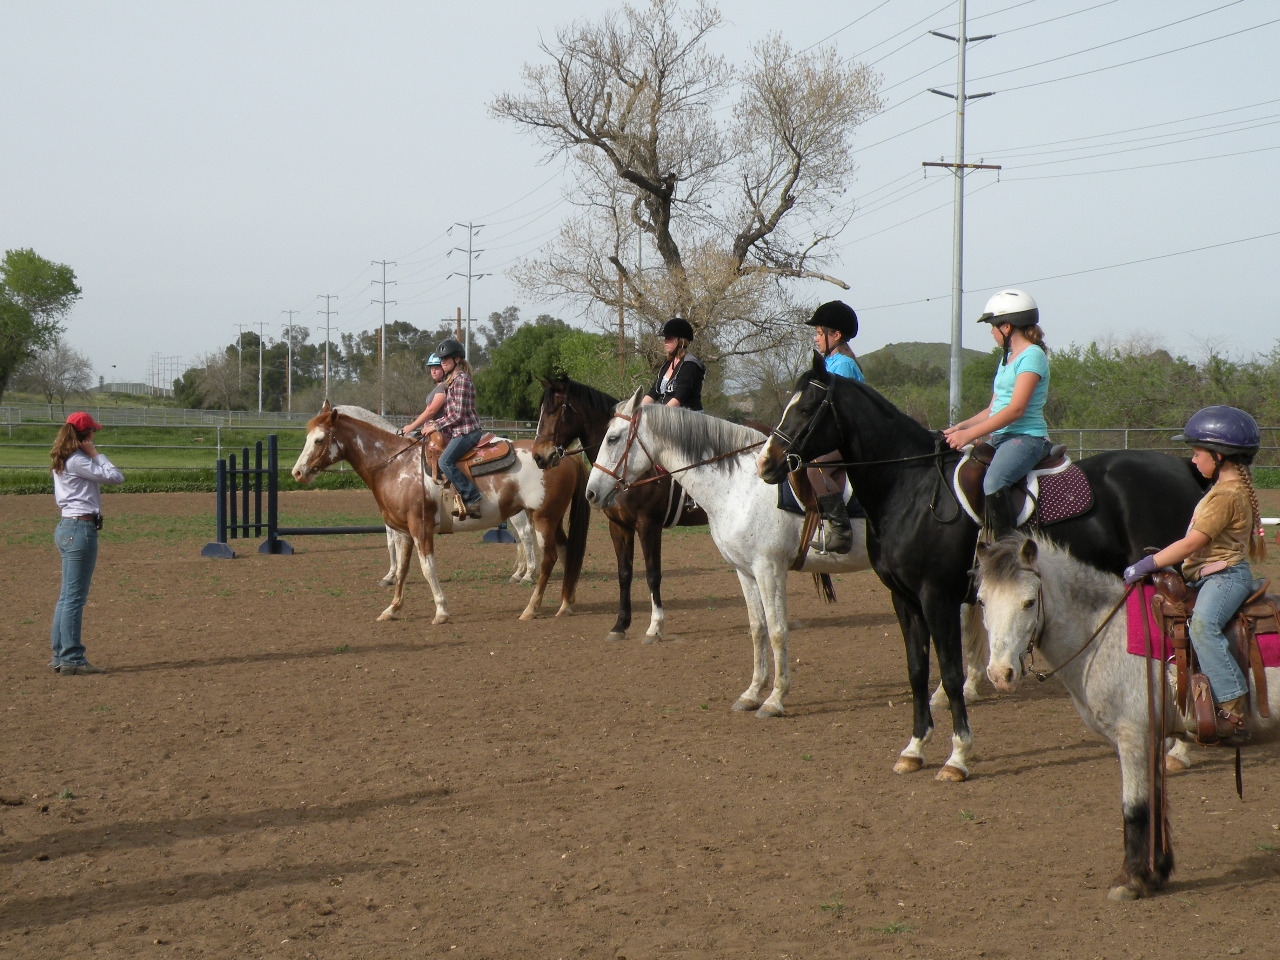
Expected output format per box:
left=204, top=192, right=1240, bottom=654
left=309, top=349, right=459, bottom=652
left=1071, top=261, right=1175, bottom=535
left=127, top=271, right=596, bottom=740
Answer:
left=757, top=354, right=1207, bottom=781
left=531, top=377, right=708, bottom=643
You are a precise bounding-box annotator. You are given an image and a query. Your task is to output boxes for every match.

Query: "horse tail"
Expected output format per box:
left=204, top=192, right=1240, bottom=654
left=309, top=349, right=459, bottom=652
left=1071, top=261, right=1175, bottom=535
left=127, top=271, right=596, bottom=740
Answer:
left=562, top=455, right=592, bottom=594
left=813, top=573, right=836, bottom=603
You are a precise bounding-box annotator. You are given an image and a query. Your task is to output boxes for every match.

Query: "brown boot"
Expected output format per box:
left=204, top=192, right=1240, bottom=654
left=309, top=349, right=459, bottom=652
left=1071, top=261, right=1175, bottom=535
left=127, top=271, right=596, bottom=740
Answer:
left=1215, top=696, right=1250, bottom=744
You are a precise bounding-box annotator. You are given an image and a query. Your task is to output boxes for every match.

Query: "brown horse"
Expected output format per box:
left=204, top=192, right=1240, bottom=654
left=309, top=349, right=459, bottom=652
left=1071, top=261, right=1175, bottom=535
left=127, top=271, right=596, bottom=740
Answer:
left=531, top=377, right=708, bottom=643
left=291, top=402, right=590, bottom=624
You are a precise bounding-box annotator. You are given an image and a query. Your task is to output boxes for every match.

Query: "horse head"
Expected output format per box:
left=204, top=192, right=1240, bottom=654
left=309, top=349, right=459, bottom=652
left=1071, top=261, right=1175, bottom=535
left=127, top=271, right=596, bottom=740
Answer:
left=292, top=400, right=344, bottom=484
left=975, top=535, right=1045, bottom=693
left=531, top=376, right=570, bottom=469
left=757, top=352, right=838, bottom=484
left=584, top=387, right=650, bottom=509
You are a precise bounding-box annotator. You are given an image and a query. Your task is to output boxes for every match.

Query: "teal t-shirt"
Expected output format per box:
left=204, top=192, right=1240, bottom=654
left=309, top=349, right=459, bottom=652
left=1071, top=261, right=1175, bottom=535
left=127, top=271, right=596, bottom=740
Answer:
left=825, top=352, right=864, bottom=382
left=991, top=344, right=1049, bottom=438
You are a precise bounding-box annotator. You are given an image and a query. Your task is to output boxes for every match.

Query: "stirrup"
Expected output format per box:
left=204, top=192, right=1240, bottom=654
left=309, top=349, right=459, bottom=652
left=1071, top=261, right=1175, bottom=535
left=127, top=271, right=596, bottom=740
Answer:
left=1215, top=709, right=1250, bottom=744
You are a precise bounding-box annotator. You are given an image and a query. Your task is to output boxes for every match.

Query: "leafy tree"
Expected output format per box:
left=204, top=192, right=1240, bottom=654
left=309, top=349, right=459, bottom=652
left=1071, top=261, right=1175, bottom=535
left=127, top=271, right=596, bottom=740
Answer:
left=492, top=0, right=882, bottom=365
left=0, top=248, right=82, bottom=405
left=474, top=316, right=574, bottom=418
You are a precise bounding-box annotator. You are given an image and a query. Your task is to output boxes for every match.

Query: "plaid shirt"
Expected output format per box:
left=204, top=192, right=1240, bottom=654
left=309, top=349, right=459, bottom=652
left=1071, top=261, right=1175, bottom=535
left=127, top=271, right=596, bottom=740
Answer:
left=432, top=371, right=481, bottom=440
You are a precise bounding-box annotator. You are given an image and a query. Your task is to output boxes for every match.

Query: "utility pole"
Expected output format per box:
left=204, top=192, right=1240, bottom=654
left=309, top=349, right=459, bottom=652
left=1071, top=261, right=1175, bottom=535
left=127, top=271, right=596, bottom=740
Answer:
left=318, top=294, right=337, bottom=398
left=927, top=0, right=997, bottom=424
left=447, top=222, right=490, bottom=363
left=282, top=309, right=298, bottom=414
left=234, top=323, right=249, bottom=387
left=254, top=321, right=267, bottom=413
left=371, top=261, right=396, bottom=416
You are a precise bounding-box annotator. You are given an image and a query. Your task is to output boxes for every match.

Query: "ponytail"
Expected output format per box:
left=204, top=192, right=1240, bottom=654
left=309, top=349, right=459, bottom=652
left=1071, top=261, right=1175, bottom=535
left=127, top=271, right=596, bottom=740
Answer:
left=50, top=423, right=86, bottom=474
left=1237, top=464, right=1268, bottom=563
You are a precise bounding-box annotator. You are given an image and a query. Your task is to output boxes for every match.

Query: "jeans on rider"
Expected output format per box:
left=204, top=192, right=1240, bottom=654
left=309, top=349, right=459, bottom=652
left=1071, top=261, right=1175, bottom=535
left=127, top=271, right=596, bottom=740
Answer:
left=440, top=429, right=484, bottom=505
left=1188, top=562, right=1253, bottom=704
left=983, top=433, right=1053, bottom=495
left=51, top=517, right=100, bottom=667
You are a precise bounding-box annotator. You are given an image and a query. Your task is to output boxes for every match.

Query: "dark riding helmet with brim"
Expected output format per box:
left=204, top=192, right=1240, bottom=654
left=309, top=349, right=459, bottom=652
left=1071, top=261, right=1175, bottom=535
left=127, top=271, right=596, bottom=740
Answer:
left=660, top=317, right=694, bottom=341
left=1172, top=405, right=1261, bottom=456
left=976, top=289, right=1039, bottom=329
left=436, top=338, right=465, bottom=360
left=805, top=300, right=858, bottom=339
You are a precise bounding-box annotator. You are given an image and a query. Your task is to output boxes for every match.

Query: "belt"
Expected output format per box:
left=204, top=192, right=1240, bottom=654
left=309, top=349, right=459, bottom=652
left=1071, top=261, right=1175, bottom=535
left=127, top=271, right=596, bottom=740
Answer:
left=67, top=514, right=101, bottom=522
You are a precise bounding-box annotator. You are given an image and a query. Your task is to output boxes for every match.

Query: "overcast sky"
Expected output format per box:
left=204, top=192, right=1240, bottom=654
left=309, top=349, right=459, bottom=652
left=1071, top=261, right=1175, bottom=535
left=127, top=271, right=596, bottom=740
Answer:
left=4, top=0, right=1277, bottom=389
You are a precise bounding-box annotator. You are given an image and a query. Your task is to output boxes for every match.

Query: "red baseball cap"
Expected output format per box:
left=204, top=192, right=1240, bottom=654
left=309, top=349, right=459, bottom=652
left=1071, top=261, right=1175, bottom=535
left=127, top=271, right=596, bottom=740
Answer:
left=66, top=412, right=103, bottom=432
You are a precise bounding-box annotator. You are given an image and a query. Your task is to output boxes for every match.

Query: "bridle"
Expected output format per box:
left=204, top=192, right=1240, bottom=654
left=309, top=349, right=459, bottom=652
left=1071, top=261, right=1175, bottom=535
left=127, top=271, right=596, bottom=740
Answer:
left=591, top=404, right=764, bottom=498
left=1011, top=573, right=1134, bottom=682
left=535, top=392, right=585, bottom=461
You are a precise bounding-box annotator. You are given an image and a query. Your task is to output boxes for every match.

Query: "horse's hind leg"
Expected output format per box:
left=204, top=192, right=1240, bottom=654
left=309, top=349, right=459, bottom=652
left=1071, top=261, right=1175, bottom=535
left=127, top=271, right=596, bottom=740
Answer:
left=378, top=527, right=405, bottom=586
left=519, top=515, right=558, bottom=620
left=508, top=511, right=537, bottom=585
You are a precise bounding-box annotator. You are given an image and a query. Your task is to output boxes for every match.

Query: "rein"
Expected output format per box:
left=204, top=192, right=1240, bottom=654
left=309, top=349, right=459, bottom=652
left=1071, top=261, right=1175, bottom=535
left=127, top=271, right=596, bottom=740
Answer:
left=592, top=406, right=764, bottom=493
left=1028, top=582, right=1137, bottom=682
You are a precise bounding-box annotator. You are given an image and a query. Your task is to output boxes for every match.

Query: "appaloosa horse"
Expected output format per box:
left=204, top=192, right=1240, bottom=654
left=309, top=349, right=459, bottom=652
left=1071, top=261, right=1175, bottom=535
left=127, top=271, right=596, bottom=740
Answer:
left=757, top=355, right=1206, bottom=780
left=531, top=377, right=708, bottom=643
left=292, top=402, right=589, bottom=623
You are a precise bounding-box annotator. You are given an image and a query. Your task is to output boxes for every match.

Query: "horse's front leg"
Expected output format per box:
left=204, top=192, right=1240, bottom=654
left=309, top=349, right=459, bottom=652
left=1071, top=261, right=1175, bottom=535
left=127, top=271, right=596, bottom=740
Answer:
left=923, top=592, right=973, bottom=782
left=1109, top=726, right=1173, bottom=900
left=377, top=530, right=416, bottom=621
left=890, top=594, right=935, bottom=774
left=931, top=601, right=987, bottom=708
left=519, top=515, right=558, bottom=620
left=638, top=518, right=665, bottom=644
left=412, top=536, right=449, bottom=625
left=730, top=570, right=774, bottom=715
left=378, top=527, right=406, bottom=586
left=604, top=517, right=635, bottom=641
left=753, top=566, right=791, bottom=718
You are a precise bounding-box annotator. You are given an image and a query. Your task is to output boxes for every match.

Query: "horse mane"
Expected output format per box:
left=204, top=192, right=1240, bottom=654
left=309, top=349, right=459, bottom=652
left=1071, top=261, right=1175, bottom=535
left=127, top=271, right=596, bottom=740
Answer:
left=980, top=534, right=1123, bottom=610
left=637, top=404, right=766, bottom=474
left=559, top=378, right=620, bottom=419
left=334, top=405, right=397, bottom=433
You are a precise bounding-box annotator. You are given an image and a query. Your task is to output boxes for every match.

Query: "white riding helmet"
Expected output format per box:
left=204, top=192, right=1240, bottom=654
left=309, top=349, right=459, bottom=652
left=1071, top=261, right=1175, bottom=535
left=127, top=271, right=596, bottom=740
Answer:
left=977, top=289, right=1039, bottom=328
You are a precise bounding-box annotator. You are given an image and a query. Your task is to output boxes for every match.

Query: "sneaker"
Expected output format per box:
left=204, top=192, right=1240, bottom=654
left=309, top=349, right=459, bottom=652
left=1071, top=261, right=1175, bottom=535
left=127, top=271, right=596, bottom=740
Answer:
left=57, top=662, right=106, bottom=676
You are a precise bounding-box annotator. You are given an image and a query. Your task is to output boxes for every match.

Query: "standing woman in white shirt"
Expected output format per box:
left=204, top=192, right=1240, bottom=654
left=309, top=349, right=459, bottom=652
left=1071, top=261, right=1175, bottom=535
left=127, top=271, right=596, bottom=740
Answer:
left=49, top=412, right=124, bottom=675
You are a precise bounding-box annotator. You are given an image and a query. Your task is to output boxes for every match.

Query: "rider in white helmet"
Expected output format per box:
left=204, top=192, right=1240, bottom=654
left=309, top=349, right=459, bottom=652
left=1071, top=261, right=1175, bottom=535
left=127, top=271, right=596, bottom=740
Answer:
left=943, top=289, right=1051, bottom=540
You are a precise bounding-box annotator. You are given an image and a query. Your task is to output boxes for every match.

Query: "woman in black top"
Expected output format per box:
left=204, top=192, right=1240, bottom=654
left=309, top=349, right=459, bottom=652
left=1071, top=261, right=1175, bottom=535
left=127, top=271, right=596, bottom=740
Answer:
left=642, top=317, right=705, bottom=410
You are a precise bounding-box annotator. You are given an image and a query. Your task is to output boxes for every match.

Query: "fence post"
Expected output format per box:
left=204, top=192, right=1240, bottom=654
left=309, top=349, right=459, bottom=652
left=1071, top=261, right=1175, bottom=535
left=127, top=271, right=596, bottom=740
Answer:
left=200, top=459, right=236, bottom=558
left=259, top=434, right=293, bottom=554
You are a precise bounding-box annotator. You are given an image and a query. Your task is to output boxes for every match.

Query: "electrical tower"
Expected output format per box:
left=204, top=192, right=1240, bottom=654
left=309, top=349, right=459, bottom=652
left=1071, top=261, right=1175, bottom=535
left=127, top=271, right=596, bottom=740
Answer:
left=371, top=261, right=397, bottom=416
left=447, top=222, right=490, bottom=362
left=318, top=294, right=338, bottom=398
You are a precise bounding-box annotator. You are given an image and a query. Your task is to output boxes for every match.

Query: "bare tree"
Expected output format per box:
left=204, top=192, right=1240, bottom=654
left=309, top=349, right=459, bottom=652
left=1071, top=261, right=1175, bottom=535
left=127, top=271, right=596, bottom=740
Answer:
left=15, top=336, right=94, bottom=404
left=193, top=350, right=243, bottom=411
left=491, top=0, right=881, bottom=366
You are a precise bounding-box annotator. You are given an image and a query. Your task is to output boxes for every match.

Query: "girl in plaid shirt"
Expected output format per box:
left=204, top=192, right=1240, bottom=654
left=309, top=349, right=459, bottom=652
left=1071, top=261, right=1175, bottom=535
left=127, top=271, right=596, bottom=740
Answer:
left=428, top=338, right=484, bottom=517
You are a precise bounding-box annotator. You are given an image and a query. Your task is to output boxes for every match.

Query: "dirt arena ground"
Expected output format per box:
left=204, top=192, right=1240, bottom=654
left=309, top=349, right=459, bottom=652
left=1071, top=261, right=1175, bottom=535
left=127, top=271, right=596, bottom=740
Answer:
left=2, top=489, right=1278, bottom=959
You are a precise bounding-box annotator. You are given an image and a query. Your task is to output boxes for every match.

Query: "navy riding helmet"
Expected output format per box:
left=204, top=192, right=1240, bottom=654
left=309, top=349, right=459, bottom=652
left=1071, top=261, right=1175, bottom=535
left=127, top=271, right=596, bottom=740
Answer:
left=1172, top=405, right=1261, bottom=455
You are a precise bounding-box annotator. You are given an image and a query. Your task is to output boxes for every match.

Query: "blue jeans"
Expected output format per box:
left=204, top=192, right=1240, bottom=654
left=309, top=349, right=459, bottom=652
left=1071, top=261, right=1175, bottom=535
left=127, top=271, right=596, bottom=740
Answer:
left=440, top=429, right=483, bottom=504
left=984, top=433, right=1053, bottom=495
left=51, top=517, right=100, bottom=666
left=1188, top=562, right=1253, bottom=703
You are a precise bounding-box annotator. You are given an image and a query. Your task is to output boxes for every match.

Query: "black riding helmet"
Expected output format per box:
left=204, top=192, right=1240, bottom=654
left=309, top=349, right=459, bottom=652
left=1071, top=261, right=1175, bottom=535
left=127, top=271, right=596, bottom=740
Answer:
left=660, top=317, right=694, bottom=341
left=805, top=301, right=858, bottom=340
left=436, top=338, right=465, bottom=360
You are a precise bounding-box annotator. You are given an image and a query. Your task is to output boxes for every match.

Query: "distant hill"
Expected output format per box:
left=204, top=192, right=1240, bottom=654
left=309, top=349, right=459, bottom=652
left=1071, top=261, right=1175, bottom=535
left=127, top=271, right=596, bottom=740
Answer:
left=857, top=342, right=992, bottom=373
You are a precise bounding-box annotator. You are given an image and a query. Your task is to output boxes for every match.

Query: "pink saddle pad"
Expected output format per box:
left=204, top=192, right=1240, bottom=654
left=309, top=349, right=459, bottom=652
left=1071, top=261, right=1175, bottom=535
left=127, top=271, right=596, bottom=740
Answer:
left=1125, top=583, right=1280, bottom=665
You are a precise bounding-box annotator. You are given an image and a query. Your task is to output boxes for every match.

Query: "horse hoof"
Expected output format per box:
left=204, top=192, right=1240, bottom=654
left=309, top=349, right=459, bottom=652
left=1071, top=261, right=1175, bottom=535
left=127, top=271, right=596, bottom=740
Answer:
left=642, top=633, right=660, bottom=646
left=432, top=613, right=449, bottom=625
left=935, top=764, right=968, bottom=783
left=1164, top=755, right=1189, bottom=774
left=893, top=755, right=924, bottom=775
left=1107, top=885, right=1141, bottom=902
left=554, top=605, right=573, bottom=618
left=755, top=704, right=785, bottom=719
left=731, top=698, right=760, bottom=713
left=377, top=577, right=394, bottom=587
left=605, top=631, right=627, bottom=643
left=507, top=575, right=522, bottom=585
left=376, top=611, right=398, bottom=622
left=519, top=610, right=537, bottom=621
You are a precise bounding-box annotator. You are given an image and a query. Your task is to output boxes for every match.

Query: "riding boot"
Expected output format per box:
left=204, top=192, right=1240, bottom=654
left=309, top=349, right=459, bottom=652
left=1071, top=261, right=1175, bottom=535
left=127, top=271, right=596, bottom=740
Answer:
left=1215, top=696, right=1251, bottom=744
left=981, top=488, right=1018, bottom=543
left=816, top=492, right=854, bottom=555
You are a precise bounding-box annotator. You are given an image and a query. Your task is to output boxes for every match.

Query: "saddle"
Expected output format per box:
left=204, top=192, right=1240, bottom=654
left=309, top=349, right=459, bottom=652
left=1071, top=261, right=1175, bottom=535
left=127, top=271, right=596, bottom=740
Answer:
left=1147, top=569, right=1275, bottom=744
left=954, top=442, right=1090, bottom=527
left=423, top=432, right=517, bottom=486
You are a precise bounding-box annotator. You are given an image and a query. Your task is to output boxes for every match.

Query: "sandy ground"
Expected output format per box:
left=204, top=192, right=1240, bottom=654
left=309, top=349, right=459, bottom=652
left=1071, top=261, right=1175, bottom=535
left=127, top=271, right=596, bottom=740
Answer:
left=1, top=490, right=1278, bottom=959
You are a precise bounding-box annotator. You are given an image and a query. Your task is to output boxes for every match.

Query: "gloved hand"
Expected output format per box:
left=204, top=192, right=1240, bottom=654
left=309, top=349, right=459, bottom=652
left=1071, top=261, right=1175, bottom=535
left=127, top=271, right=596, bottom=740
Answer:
left=1123, top=554, right=1159, bottom=585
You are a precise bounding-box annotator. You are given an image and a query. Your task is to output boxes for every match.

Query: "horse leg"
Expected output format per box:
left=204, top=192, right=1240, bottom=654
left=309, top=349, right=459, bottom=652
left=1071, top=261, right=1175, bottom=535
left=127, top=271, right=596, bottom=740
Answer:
left=753, top=566, right=791, bottom=718
left=930, top=601, right=987, bottom=708
left=1165, top=736, right=1193, bottom=773
left=1109, top=729, right=1173, bottom=900
left=377, top=532, right=417, bottom=621
left=730, top=570, right=772, bottom=714
left=519, top=514, right=559, bottom=621
left=378, top=527, right=405, bottom=586
left=890, top=594, right=935, bottom=774
left=923, top=593, right=973, bottom=782
left=638, top=519, right=664, bottom=645
left=605, top=519, right=635, bottom=642
left=412, top=540, right=449, bottom=625
left=508, top=511, right=536, bottom=584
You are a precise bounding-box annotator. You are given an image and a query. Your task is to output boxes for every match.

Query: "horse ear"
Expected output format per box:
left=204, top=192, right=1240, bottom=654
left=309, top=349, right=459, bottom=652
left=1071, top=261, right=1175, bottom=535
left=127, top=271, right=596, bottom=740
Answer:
left=1019, top=536, right=1039, bottom=567
left=811, top=350, right=825, bottom=374
left=537, top=376, right=550, bottom=389
left=627, top=386, right=645, bottom=411
left=322, top=398, right=332, bottom=413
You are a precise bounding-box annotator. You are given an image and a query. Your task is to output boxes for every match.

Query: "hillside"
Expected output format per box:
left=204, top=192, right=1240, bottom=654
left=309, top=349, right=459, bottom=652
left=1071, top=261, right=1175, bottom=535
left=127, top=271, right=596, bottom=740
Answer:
left=857, top=341, right=992, bottom=372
